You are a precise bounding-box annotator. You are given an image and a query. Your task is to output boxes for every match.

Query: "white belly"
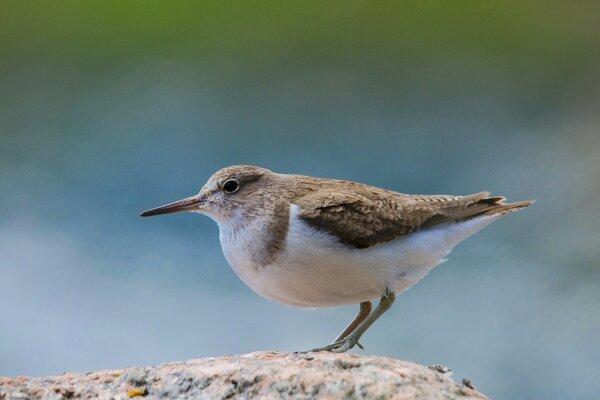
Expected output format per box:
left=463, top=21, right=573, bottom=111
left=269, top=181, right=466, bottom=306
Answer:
left=219, top=205, right=499, bottom=308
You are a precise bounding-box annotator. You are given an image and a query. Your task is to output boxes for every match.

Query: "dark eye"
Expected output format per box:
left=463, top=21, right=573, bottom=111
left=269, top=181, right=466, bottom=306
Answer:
left=223, top=179, right=239, bottom=193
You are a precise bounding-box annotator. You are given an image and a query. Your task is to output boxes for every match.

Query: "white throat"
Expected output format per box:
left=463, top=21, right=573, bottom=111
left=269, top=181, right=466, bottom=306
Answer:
left=217, top=212, right=278, bottom=270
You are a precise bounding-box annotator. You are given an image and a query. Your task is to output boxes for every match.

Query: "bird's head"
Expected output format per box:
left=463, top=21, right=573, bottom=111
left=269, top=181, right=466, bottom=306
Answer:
left=140, top=165, right=275, bottom=224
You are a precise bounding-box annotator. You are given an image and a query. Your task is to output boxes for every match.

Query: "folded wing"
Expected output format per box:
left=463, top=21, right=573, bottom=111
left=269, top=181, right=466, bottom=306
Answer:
left=296, top=188, right=533, bottom=249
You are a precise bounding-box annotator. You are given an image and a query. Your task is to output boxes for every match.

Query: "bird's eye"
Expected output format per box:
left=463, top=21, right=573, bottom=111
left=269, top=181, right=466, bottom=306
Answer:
left=223, top=179, right=239, bottom=193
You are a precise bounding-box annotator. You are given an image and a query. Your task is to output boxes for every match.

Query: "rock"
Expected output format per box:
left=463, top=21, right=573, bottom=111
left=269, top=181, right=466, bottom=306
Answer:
left=0, top=351, right=488, bottom=399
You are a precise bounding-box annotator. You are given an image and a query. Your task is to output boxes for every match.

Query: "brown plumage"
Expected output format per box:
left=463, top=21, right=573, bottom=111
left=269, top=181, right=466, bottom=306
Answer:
left=193, top=166, right=534, bottom=251
left=292, top=179, right=533, bottom=249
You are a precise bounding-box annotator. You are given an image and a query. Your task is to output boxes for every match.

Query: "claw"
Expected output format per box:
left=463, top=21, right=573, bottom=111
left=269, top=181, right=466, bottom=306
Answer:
left=305, top=334, right=363, bottom=353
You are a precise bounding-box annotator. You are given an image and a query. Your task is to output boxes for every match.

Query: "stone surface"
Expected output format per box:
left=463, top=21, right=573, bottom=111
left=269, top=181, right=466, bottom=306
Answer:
left=0, top=351, right=488, bottom=399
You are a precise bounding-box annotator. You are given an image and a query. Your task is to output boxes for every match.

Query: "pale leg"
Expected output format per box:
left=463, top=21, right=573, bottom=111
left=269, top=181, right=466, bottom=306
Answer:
left=333, top=301, right=372, bottom=343
left=310, top=287, right=395, bottom=353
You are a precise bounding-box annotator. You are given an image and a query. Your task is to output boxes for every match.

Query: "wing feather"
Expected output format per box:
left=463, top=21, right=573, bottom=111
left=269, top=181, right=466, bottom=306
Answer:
left=295, top=187, right=532, bottom=248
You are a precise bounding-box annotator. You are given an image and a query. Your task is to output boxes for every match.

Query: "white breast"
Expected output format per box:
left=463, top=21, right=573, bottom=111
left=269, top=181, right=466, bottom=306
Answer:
left=218, top=205, right=500, bottom=308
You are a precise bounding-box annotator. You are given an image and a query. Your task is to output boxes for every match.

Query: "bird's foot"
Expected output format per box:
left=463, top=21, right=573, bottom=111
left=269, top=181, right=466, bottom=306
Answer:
left=306, top=334, right=364, bottom=353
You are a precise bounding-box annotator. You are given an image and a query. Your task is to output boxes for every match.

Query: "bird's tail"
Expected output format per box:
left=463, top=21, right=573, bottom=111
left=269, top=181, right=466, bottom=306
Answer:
left=479, top=198, right=535, bottom=217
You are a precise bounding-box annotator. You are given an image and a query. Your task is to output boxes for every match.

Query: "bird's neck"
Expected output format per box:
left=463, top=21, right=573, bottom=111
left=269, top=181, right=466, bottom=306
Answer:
left=217, top=201, right=290, bottom=268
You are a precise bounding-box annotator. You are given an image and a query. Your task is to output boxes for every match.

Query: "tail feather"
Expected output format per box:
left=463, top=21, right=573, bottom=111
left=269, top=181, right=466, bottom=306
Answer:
left=421, top=196, right=534, bottom=228
left=481, top=199, right=535, bottom=217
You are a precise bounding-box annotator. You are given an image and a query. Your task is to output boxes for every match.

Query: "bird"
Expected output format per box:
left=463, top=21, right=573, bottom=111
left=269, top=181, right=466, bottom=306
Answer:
left=140, top=165, right=533, bottom=353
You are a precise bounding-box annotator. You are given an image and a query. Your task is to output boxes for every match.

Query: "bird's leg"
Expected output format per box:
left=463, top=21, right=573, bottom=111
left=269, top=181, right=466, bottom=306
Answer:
left=332, top=301, right=372, bottom=343
left=309, top=287, right=395, bottom=353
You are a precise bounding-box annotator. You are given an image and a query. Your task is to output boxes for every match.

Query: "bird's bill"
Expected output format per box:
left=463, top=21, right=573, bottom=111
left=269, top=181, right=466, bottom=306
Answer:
left=140, top=194, right=204, bottom=217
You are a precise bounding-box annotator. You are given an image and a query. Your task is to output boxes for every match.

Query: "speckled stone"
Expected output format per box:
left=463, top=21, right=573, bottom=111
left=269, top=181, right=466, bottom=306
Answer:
left=0, top=351, right=488, bottom=399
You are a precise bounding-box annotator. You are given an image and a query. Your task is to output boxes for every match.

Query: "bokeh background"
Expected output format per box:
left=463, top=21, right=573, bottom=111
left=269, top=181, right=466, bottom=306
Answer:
left=1, top=2, right=599, bottom=398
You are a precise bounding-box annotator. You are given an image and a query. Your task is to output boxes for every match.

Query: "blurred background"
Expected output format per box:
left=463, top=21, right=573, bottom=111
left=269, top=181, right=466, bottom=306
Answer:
left=1, top=2, right=599, bottom=398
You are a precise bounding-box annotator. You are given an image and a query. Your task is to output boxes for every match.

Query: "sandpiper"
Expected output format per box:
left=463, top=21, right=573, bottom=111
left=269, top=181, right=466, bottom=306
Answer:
left=141, top=165, right=533, bottom=352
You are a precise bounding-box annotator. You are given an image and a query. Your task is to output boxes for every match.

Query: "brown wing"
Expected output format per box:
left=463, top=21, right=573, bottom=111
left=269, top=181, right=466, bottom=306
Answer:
left=296, top=187, right=532, bottom=249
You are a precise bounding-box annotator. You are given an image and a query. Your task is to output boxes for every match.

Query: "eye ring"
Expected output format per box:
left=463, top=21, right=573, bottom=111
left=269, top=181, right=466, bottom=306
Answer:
left=223, top=179, right=240, bottom=193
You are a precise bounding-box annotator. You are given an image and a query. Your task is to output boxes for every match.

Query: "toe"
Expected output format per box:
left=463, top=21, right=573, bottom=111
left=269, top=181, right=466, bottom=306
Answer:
left=306, top=335, right=362, bottom=353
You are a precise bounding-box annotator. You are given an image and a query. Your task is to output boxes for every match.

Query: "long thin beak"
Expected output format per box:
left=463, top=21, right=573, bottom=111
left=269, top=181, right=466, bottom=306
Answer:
left=140, top=194, right=204, bottom=217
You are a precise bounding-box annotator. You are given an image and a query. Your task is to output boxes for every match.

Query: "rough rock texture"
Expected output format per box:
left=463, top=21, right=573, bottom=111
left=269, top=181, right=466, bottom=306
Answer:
left=0, top=351, right=488, bottom=399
